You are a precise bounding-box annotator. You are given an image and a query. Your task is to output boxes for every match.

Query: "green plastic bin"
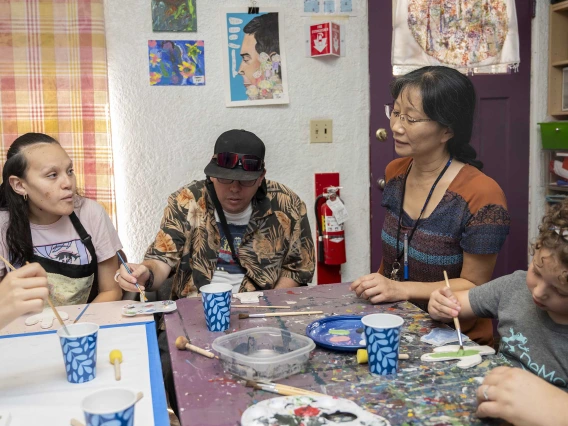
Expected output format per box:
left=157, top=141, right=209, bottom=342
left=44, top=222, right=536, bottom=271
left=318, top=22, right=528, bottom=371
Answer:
left=540, top=122, right=568, bottom=150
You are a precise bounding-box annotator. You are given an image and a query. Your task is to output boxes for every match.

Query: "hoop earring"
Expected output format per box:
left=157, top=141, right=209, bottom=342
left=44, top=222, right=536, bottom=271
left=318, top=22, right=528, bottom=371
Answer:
left=23, top=194, right=27, bottom=202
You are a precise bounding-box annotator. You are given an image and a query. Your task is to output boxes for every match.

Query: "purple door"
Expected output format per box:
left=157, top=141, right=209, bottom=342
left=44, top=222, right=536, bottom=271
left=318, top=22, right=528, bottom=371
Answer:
left=369, top=1, right=532, bottom=278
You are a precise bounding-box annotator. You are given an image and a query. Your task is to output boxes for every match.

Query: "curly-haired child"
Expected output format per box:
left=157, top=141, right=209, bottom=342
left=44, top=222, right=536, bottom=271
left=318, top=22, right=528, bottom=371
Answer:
left=429, top=200, right=568, bottom=389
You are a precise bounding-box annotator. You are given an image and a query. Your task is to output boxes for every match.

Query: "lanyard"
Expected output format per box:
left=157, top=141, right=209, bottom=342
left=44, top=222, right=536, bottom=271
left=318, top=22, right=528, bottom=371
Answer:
left=392, top=157, right=453, bottom=280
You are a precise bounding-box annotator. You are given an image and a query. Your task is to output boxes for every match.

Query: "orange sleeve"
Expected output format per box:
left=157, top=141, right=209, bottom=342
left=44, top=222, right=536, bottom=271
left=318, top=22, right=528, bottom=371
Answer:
left=385, top=157, right=412, bottom=183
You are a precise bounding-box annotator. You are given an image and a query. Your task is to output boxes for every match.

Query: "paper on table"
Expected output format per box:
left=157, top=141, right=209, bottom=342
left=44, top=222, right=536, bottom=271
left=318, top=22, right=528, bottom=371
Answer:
left=0, top=325, right=155, bottom=426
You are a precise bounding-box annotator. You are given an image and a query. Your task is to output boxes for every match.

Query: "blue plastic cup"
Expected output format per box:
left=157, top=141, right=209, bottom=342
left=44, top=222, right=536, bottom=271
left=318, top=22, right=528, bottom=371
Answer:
left=361, top=314, right=404, bottom=376
left=82, top=388, right=137, bottom=426
left=200, top=283, right=232, bottom=331
left=57, top=322, right=99, bottom=383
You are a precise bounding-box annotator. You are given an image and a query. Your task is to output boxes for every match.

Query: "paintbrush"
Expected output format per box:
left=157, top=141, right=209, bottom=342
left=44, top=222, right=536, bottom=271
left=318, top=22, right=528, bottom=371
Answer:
left=0, top=256, right=70, bottom=335
left=245, top=380, right=328, bottom=397
left=232, top=305, right=291, bottom=309
left=238, top=311, right=324, bottom=319
left=175, top=336, right=218, bottom=359
left=116, top=251, right=148, bottom=302
left=443, top=270, right=464, bottom=355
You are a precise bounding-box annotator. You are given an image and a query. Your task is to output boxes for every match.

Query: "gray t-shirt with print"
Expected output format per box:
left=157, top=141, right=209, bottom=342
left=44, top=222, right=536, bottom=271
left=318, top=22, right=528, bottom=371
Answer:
left=469, top=270, right=568, bottom=388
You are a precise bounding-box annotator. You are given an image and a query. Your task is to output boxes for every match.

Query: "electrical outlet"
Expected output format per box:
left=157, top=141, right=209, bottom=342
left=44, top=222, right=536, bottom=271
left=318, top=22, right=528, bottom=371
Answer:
left=310, top=120, right=333, bottom=143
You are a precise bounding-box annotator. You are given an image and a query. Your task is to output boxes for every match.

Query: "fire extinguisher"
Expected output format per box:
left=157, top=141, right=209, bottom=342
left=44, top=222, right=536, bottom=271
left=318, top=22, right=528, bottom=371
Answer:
left=315, top=186, right=347, bottom=265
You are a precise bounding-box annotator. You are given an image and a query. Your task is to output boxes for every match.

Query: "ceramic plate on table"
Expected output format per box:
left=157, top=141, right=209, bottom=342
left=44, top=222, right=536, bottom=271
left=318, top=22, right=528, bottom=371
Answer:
left=241, top=395, right=390, bottom=426
left=305, top=315, right=366, bottom=352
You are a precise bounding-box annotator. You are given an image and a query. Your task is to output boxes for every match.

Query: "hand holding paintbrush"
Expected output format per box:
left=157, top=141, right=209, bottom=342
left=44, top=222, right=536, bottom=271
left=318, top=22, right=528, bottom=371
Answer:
left=116, top=252, right=148, bottom=302
left=0, top=258, right=50, bottom=330
left=443, top=270, right=464, bottom=354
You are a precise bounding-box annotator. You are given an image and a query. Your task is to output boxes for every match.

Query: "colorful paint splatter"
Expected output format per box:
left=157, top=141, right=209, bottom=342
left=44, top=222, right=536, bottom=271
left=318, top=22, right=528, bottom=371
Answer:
left=408, top=0, right=509, bottom=66
left=148, top=40, right=205, bottom=86
left=151, top=0, right=197, bottom=32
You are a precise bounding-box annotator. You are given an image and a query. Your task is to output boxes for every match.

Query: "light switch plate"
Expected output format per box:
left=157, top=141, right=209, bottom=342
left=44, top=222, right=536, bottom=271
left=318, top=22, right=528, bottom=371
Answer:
left=310, top=119, right=333, bottom=143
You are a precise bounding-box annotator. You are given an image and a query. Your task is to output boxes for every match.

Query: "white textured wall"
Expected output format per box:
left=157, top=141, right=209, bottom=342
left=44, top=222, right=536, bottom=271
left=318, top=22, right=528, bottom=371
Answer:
left=103, top=1, right=371, bottom=282
left=528, top=1, right=551, bottom=249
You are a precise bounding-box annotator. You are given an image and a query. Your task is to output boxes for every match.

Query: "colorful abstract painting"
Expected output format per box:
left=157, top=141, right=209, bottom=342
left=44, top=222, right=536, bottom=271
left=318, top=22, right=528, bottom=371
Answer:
left=407, top=0, right=509, bottom=66
left=148, top=40, right=205, bottom=86
left=151, top=0, right=197, bottom=32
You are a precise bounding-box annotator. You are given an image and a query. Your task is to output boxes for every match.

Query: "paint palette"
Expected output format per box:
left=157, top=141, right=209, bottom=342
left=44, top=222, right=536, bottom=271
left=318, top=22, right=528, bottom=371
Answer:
left=241, top=395, right=390, bottom=426
left=121, top=300, right=177, bottom=317
left=305, top=315, right=366, bottom=352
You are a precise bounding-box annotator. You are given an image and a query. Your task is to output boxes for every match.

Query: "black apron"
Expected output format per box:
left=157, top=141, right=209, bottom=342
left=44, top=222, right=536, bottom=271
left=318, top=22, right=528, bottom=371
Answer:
left=31, top=212, right=99, bottom=306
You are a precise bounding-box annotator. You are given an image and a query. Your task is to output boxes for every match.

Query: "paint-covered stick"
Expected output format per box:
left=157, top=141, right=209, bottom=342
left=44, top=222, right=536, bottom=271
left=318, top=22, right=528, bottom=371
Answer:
left=109, top=349, right=122, bottom=381
left=238, top=311, right=324, bottom=319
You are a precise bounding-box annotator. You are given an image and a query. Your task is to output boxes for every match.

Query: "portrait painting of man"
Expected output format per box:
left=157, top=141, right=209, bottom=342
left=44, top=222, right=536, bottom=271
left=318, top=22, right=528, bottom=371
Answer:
left=223, top=9, right=289, bottom=106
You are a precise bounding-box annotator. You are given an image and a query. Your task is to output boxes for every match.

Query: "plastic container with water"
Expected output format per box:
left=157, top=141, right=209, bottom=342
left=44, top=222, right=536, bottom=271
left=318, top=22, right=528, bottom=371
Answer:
left=211, top=327, right=316, bottom=381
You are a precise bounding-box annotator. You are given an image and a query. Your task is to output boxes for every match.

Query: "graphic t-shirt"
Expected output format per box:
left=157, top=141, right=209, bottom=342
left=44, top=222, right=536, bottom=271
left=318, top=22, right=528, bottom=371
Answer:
left=211, top=204, right=252, bottom=293
left=469, top=270, right=568, bottom=388
left=0, top=198, right=122, bottom=276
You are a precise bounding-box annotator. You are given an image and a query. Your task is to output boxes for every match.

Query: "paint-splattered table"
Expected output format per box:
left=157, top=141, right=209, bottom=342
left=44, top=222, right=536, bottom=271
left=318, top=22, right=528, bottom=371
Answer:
left=164, top=283, right=508, bottom=426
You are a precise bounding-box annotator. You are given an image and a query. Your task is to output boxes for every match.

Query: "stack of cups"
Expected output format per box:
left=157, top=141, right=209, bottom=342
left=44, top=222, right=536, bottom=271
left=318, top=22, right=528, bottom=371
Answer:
left=200, top=283, right=233, bottom=331
left=361, top=313, right=404, bottom=375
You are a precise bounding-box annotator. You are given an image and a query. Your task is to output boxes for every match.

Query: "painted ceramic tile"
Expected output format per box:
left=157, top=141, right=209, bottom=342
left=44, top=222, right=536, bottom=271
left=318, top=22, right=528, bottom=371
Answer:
left=222, top=8, right=289, bottom=107
left=408, top=0, right=509, bottom=66
left=151, top=0, right=197, bottom=32
left=148, top=40, right=205, bottom=86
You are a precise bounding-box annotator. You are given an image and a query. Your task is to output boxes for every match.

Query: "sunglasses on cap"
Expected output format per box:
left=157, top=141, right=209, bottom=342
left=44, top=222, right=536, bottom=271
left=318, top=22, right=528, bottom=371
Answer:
left=213, top=152, right=264, bottom=172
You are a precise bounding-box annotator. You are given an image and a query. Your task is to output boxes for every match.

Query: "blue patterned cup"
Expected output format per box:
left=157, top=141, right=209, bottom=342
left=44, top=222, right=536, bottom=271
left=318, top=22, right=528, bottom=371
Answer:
left=57, top=322, right=99, bottom=384
left=200, top=283, right=232, bottom=332
left=362, top=314, right=404, bottom=376
left=82, top=388, right=137, bottom=426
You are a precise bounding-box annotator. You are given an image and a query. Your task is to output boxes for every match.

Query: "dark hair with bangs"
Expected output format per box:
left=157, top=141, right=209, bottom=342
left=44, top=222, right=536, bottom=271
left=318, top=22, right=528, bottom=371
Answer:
left=390, top=66, right=482, bottom=170
left=532, top=199, right=568, bottom=286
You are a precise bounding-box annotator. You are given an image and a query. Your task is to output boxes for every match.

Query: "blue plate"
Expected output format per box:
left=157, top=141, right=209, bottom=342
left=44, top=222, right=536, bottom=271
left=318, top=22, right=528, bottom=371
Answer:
left=305, top=315, right=366, bottom=352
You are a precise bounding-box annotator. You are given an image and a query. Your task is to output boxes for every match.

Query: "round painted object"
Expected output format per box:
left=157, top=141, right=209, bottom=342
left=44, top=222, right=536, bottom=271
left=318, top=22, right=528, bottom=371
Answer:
left=305, top=315, right=366, bottom=352
left=241, top=395, right=390, bottom=426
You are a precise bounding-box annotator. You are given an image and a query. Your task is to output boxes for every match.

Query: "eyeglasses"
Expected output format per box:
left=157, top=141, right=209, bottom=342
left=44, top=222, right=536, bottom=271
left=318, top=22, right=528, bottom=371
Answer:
left=216, top=177, right=258, bottom=187
left=385, top=104, right=433, bottom=126
left=213, top=152, right=264, bottom=172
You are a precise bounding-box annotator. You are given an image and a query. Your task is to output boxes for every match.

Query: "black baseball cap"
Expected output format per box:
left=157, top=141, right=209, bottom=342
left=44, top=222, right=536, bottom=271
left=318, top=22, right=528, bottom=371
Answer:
left=204, top=129, right=266, bottom=181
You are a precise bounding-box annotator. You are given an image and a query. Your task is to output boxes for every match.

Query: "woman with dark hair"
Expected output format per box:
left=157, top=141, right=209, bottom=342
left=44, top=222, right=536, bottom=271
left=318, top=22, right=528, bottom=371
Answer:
left=351, top=66, right=510, bottom=345
left=0, top=133, right=123, bottom=306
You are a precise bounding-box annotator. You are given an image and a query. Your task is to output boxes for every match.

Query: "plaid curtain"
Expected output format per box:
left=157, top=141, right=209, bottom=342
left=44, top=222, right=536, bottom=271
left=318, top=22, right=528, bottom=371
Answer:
left=0, top=0, right=116, bottom=223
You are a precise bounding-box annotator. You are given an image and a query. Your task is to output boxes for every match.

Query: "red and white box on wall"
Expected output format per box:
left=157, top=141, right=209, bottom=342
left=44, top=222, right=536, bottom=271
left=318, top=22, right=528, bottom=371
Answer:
left=306, top=22, right=345, bottom=57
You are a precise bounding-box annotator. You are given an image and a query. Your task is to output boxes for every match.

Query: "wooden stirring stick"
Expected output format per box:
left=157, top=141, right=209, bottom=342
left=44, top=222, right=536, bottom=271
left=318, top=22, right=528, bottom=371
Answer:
left=238, top=311, right=324, bottom=319
left=443, top=270, right=464, bottom=354
left=232, top=305, right=291, bottom=309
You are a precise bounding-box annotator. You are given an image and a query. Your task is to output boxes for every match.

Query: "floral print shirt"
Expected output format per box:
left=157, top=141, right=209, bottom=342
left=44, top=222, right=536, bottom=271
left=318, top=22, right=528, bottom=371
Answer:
left=145, top=179, right=315, bottom=299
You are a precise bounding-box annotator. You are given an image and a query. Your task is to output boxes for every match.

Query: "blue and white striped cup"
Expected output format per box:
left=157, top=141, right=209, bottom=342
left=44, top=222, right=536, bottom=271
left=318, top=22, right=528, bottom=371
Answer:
left=362, top=314, right=404, bottom=376
left=200, top=283, right=232, bottom=332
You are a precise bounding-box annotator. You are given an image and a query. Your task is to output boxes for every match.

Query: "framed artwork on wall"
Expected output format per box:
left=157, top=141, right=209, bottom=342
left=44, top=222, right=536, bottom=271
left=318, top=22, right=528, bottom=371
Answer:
left=151, top=0, right=197, bottom=32
left=222, top=8, right=289, bottom=107
left=148, top=40, right=205, bottom=86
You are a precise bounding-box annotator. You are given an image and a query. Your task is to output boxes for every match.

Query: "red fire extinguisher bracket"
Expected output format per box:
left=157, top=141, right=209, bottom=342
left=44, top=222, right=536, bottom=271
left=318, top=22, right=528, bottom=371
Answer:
left=314, top=173, right=343, bottom=285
